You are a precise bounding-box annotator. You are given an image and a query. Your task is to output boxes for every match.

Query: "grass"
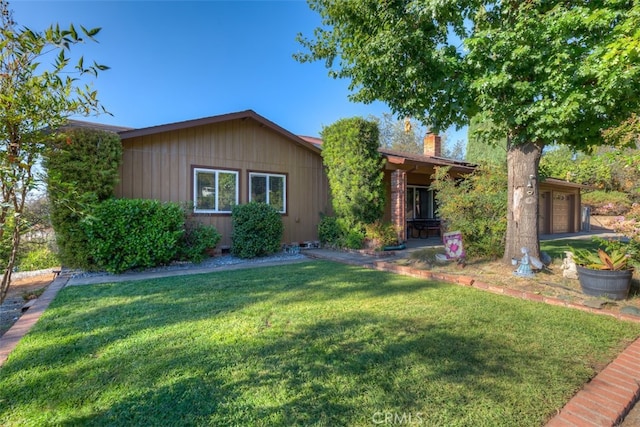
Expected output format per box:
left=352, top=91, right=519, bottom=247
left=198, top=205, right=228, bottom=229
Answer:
left=1, top=260, right=639, bottom=426
left=540, top=238, right=606, bottom=261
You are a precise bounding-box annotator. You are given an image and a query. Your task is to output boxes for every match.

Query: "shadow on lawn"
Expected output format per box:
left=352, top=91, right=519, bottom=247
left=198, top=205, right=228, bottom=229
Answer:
left=5, top=316, right=528, bottom=426
left=0, top=261, right=569, bottom=425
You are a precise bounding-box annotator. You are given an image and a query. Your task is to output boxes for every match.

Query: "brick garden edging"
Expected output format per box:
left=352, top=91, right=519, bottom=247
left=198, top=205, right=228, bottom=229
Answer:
left=0, top=274, right=70, bottom=367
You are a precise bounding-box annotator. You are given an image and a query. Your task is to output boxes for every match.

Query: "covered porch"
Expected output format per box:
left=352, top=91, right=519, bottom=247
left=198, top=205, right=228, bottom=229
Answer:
left=381, top=146, right=475, bottom=244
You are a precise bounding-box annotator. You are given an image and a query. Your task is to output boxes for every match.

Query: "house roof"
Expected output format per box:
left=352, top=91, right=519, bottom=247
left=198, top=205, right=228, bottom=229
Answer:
left=299, top=135, right=477, bottom=174
left=64, top=119, right=134, bottom=133
left=118, top=110, right=321, bottom=154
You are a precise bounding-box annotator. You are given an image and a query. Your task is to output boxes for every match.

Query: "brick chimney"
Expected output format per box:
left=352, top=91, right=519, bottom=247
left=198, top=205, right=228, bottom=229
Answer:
left=423, top=133, right=442, bottom=157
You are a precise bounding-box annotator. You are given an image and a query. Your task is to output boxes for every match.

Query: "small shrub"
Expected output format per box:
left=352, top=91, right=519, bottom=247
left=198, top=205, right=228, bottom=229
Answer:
left=582, top=190, right=631, bottom=215
left=364, top=221, right=398, bottom=250
left=177, top=218, right=221, bottom=263
left=84, top=199, right=184, bottom=273
left=231, top=202, right=283, bottom=259
left=342, top=227, right=365, bottom=250
left=318, top=215, right=342, bottom=247
left=17, top=244, right=59, bottom=271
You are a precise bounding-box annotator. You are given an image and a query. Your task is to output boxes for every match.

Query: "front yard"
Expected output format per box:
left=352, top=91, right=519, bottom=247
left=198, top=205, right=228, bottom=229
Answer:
left=1, top=261, right=639, bottom=426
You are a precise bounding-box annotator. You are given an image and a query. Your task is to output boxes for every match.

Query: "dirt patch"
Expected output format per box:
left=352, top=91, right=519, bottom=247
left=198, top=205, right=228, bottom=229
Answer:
left=0, top=273, right=58, bottom=338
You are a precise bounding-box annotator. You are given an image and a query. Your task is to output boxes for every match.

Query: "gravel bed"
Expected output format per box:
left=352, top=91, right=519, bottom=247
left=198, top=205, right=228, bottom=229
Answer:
left=66, top=251, right=309, bottom=280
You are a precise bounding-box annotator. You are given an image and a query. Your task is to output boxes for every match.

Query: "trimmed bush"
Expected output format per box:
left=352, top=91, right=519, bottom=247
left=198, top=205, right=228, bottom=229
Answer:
left=231, top=202, right=283, bottom=259
left=321, top=117, right=385, bottom=229
left=84, top=199, right=184, bottom=273
left=45, top=128, right=122, bottom=269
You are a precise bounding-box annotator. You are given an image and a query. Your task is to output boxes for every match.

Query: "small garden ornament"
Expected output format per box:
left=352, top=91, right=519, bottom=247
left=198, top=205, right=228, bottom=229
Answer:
left=561, top=251, right=578, bottom=279
left=513, top=247, right=535, bottom=278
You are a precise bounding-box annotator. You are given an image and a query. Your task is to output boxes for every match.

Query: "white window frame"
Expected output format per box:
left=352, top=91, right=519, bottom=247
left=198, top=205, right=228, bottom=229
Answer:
left=193, top=168, right=239, bottom=214
left=249, top=172, right=287, bottom=214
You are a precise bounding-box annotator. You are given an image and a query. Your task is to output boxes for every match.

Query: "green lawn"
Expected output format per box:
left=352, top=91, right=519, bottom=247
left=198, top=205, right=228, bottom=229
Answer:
left=540, top=237, right=614, bottom=261
left=1, top=261, right=639, bottom=426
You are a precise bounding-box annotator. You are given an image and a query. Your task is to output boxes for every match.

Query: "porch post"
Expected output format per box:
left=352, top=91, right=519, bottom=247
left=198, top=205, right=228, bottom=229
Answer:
left=391, top=170, right=407, bottom=242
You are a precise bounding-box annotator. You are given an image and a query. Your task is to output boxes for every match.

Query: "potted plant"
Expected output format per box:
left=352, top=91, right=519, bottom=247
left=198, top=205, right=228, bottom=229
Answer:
left=572, top=246, right=633, bottom=300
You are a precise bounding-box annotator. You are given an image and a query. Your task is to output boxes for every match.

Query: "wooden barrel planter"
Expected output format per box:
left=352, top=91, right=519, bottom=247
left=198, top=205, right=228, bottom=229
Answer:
left=576, top=266, right=633, bottom=300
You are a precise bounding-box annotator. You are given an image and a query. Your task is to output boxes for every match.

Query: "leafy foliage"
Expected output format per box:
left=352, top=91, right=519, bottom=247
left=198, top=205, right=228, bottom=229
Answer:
left=44, top=128, right=122, bottom=269
left=317, top=215, right=342, bottom=247
left=582, top=191, right=632, bottom=216
left=176, top=211, right=221, bottom=264
left=572, top=247, right=630, bottom=271
left=0, top=1, right=108, bottom=303
left=320, top=117, right=385, bottom=230
left=363, top=220, right=398, bottom=250
left=16, top=244, right=59, bottom=271
left=466, top=116, right=507, bottom=166
left=540, top=145, right=640, bottom=196
left=431, top=165, right=508, bottom=259
left=231, top=202, right=283, bottom=259
left=611, top=204, right=640, bottom=266
left=83, top=199, right=184, bottom=273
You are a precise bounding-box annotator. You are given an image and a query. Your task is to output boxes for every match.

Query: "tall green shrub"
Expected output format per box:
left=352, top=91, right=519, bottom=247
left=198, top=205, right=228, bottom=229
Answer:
left=431, top=165, right=508, bottom=259
left=84, top=199, right=184, bottom=273
left=320, top=117, right=385, bottom=230
left=44, top=128, right=122, bottom=269
left=231, top=202, right=283, bottom=259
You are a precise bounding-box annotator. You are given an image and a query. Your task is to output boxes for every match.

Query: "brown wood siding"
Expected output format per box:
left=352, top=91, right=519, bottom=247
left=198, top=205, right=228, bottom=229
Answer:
left=116, top=119, right=330, bottom=247
left=552, top=193, right=571, bottom=233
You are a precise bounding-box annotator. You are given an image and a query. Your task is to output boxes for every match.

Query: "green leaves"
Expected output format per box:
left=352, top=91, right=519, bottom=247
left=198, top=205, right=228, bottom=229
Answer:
left=298, top=0, right=640, bottom=148
left=231, top=202, right=283, bottom=259
left=321, top=117, right=385, bottom=230
left=84, top=199, right=185, bottom=273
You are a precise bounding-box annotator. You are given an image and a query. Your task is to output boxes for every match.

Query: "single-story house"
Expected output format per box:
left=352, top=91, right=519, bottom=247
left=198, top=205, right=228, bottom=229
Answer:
left=78, top=110, right=583, bottom=247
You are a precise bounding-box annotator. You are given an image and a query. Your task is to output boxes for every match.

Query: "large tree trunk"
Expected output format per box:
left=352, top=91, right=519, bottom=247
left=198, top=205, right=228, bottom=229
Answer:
left=503, top=140, right=544, bottom=264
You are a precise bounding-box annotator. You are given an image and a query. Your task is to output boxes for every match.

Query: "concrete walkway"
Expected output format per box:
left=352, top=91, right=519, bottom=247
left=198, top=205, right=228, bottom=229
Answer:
left=1, top=240, right=639, bottom=426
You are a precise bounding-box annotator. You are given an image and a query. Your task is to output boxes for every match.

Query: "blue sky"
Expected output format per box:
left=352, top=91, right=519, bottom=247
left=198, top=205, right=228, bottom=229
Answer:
left=11, top=0, right=467, bottom=144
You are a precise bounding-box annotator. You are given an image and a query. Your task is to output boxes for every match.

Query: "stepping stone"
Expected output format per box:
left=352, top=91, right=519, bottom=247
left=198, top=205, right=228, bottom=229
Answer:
left=621, top=306, right=640, bottom=316
left=583, top=299, right=607, bottom=309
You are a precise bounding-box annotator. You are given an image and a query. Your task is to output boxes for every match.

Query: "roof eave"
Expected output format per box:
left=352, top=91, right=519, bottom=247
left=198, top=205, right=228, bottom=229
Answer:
left=118, top=110, right=321, bottom=154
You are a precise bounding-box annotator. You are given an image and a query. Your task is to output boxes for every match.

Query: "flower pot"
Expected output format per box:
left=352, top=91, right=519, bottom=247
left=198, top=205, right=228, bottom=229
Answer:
left=576, top=266, right=633, bottom=300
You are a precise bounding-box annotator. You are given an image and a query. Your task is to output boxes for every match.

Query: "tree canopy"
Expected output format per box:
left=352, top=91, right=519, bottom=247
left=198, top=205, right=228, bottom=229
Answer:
left=297, top=1, right=640, bottom=150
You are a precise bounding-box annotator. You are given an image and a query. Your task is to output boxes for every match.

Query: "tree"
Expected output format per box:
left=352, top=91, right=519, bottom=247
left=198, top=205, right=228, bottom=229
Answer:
left=376, top=112, right=424, bottom=154
left=296, top=1, right=640, bottom=263
left=0, top=1, right=107, bottom=303
left=320, top=117, right=385, bottom=229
